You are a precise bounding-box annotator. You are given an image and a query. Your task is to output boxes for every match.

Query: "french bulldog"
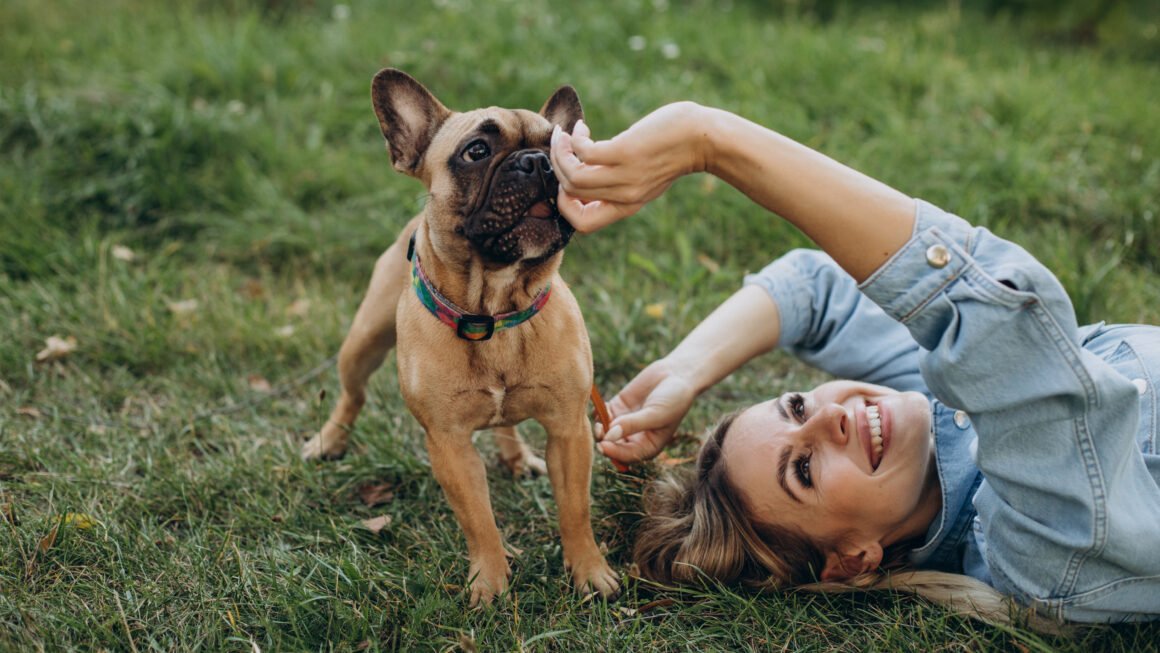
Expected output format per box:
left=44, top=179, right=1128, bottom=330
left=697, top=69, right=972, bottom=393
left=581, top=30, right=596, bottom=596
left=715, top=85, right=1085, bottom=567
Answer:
left=302, top=68, right=619, bottom=606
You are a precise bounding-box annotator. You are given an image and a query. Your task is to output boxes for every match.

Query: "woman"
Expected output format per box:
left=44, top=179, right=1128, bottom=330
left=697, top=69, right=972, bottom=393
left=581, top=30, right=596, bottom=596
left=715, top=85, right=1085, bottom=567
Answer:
left=548, top=103, right=1160, bottom=625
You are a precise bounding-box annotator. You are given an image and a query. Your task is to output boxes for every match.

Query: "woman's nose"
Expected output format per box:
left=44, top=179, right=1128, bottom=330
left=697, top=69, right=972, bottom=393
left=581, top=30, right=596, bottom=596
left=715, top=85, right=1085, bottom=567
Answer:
left=804, top=404, right=849, bottom=446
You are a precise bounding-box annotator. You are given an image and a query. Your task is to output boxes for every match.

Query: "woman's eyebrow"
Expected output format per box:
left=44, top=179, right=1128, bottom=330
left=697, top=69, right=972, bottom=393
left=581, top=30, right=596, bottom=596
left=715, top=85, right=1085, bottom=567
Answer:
left=775, top=394, right=790, bottom=421
left=777, top=445, right=802, bottom=504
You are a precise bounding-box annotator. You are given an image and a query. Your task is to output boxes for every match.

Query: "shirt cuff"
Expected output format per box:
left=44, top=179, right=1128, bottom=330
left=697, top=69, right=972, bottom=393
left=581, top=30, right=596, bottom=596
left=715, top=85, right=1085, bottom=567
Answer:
left=743, top=250, right=827, bottom=349
left=857, top=199, right=978, bottom=324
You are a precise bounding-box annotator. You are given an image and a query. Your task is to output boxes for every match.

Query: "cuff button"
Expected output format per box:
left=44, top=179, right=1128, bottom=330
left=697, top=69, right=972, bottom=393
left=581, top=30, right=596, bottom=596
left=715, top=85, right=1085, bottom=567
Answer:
left=926, top=244, right=951, bottom=268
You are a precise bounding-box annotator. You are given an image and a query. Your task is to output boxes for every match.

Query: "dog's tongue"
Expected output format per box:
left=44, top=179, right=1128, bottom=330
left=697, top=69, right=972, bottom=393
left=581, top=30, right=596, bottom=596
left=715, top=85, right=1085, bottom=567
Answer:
left=526, top=201, right=554, bottom=219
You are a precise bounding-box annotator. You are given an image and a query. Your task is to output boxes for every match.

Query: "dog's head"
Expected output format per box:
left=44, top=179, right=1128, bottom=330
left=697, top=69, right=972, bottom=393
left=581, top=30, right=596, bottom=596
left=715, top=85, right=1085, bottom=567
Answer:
left=371, top=68, right=582, bottom=267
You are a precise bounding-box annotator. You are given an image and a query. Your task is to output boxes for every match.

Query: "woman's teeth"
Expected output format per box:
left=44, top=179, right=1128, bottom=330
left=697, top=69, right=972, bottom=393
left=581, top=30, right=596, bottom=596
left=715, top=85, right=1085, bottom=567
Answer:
left=867, top=404, right=883, bottom=464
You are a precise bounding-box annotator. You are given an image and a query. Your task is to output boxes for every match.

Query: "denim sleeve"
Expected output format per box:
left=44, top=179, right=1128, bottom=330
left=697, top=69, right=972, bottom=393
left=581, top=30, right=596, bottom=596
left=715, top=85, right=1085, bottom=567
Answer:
left=859, top=200, right=1160, bottom=621
left=744, top=249, right=925, bottom=393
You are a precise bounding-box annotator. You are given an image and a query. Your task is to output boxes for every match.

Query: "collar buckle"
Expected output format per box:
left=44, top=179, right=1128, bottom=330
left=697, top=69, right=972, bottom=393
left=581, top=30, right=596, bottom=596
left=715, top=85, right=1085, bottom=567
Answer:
left=456, top=314, right=496, bottom=341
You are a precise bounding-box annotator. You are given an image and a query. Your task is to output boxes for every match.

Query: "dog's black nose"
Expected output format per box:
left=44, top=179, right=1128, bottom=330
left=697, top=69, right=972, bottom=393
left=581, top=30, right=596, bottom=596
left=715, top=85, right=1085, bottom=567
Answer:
left=514, top=150, right=552, bottom=176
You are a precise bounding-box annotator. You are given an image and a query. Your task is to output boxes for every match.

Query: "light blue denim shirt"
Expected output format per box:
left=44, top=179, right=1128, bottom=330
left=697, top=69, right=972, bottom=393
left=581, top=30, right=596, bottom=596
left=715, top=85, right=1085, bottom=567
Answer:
left=744, top=200, right=1160, bottom=623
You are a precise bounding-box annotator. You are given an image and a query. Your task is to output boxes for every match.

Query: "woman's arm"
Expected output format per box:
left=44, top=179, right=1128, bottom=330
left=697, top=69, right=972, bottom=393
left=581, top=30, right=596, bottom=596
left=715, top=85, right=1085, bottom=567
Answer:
left=598, top=284, right=780, bottom=463
left=551, top=103, right=916, bottom=282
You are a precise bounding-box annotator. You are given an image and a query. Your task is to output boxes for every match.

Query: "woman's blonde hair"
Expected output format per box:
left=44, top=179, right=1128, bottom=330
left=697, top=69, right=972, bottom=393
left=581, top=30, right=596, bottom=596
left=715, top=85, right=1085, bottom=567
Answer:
left=633, top=413, right=1068, bottom=634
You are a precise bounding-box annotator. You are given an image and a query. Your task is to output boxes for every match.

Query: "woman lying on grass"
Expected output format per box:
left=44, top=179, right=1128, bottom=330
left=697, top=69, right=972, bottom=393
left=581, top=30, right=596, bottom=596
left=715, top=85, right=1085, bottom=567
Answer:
left=548, top=103, right=1160, bottom=627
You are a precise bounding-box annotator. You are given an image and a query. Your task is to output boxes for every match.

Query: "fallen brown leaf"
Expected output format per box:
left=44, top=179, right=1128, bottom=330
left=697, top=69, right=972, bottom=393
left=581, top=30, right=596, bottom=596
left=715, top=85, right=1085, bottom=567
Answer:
left=1, top=503, right=16, bottom=525
left=458, top=633, right=479, bottom=653
left=38, top=518, right=62, bottom=553
left=16, top=407, right=42, bottom=419
left=697, top=253, right=721, bottom=274
left=360, top=515, right=392, bottom=534
left=638, top=598, right=676, bottom=613
left=285, top=298, right=312, bottom=317
left=240, top=278, right=266, bottom=300
left=655, top=452, right=696, bottom=467
left=247, top=375, right=272, bottom=393
left=35, top=335, right=77, bottom=362
left=357, top=482, right=395, bottom=507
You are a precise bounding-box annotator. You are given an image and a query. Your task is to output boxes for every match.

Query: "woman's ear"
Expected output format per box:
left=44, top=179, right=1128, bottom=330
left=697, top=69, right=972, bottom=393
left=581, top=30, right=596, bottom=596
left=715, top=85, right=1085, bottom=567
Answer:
left=820, top=542, right=884, bottom=582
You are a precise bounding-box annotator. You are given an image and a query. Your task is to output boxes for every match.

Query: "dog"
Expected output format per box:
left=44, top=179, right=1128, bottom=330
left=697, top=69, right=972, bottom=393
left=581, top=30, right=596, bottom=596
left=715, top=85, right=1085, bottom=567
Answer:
left=301, top=68, right=619, bottom=606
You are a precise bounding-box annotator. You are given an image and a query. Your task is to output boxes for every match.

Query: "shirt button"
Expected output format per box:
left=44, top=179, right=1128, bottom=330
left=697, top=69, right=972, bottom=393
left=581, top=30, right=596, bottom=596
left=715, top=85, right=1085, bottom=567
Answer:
left=1132, top=378, right=1148, bottom=395
left=926, top=244, right=951, bottom=268
left=953, top=410, right=970, bottom=429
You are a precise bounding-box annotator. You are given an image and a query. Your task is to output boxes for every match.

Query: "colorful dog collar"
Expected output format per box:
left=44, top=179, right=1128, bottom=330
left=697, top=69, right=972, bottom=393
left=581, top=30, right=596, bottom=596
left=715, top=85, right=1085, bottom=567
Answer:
left=408, top=233, right=551, bottom=341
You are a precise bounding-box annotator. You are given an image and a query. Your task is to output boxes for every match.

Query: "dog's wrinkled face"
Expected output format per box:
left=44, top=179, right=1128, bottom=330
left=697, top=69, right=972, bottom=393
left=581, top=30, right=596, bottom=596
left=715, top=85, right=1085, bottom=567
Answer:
left=371, top=69, right=583, bottom=266
left=436, top=110, right=573, bottom=264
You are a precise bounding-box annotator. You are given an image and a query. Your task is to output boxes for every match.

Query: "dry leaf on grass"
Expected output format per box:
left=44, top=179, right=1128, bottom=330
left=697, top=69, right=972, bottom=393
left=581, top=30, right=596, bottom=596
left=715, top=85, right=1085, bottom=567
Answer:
left=644, top=302, right=666, bottom=319
left=1, top=503, right=16, bottom=525
left=274, top=325, right=296, bottom=338
left=655, top=452, right=696, bottom=467
left=240, top=278, right=266, bottom=299
left=166, top=299, right=200, bottom=315
left=638, top=598, right=676, bottom=613
left=17, top=406, right=42, bottom=419
left=111, top=245, right=136, bottom=262
left=697, top=253, right=721, bottom=274
left=285, top=298, right=312, bottom=317
left=357, top=482, right=395, bottom=507
left=360, top=515, right=392, bottom=534
left=247, top=375, right=272, bottom=393
left=63, top=513, right=97, bottom=529
left=36, top=335, right=77, bottom=362
left=457, top=633, right=479, bottom=653
left=38, top=519, right=61, bottom=553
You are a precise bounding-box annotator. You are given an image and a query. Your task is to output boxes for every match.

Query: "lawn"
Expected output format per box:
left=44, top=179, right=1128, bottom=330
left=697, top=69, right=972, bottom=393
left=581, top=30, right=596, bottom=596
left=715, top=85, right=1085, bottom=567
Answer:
left=2, top=0, right=1159, bottom=650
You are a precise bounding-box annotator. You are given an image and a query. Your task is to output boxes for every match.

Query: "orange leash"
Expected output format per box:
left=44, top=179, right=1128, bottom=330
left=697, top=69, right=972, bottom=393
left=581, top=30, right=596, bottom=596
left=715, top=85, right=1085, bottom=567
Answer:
left=590, top=384, right=629, bottom=472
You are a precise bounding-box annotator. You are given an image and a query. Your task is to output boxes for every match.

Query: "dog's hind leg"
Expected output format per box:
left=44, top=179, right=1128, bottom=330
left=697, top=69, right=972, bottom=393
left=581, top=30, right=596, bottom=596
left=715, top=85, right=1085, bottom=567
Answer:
left=491, top=426, right=547, bottom=478
left=302, top=217, right=420, bottom=461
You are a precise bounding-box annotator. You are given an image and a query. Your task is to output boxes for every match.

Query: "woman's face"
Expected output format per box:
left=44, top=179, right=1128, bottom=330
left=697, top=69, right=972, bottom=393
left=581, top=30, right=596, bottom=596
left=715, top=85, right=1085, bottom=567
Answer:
left=722, top=380, right=941, bottom=567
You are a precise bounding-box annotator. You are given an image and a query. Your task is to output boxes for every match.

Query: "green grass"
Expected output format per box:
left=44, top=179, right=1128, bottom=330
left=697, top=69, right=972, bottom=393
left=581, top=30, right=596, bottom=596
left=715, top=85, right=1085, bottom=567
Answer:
left=2, top=0, right=1159, bottom=650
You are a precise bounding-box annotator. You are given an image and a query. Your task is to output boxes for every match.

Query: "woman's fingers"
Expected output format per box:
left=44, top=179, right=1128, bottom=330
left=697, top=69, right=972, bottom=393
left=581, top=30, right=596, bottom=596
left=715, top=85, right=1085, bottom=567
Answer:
left=599, top=432, right=666, bottom=464
left=552, top=129, right=631, bottom=193
left=557, top=192, right=640, bottom=233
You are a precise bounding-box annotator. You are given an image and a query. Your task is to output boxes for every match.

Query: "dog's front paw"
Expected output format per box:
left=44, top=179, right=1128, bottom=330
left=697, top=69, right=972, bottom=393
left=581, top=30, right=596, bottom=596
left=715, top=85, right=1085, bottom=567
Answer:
left=300, top=421, right=351, bottom=461
left=568, top=555, right=620, bottom=601
left=467, top=556, right=512, bottom=607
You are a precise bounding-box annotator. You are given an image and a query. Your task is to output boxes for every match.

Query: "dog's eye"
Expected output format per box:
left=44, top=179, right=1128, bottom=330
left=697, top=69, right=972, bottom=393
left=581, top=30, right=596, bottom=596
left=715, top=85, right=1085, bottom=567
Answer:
left=461, top=140, right=491, bottom=162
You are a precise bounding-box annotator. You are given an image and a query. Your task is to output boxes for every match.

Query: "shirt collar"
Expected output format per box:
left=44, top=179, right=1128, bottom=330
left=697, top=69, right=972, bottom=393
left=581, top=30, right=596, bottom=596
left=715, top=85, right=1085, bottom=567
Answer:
left=908, top=399, right=984, bottom=571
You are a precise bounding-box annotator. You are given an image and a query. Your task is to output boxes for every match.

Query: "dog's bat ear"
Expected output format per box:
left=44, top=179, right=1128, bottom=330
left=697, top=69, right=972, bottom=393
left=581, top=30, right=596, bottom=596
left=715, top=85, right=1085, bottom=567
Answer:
left=371, top=68, right=452, bottom=177
left=540, top=85, right=583, bottom=134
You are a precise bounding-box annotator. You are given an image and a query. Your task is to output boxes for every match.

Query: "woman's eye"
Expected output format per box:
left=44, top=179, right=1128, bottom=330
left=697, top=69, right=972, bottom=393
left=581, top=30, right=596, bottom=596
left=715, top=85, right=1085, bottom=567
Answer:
left=793, top=453, right=813, bottom=489
left=462, top=140, right=490, bottom=162
left=789, top=393, right=807, bottom=422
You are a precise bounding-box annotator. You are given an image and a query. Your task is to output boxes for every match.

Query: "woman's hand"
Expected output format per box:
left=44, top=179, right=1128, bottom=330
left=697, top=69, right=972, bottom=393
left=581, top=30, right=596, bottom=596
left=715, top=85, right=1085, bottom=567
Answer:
left=550, top=102, right=712, bottom=233
left=596, top=359, right=697, bottom=465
